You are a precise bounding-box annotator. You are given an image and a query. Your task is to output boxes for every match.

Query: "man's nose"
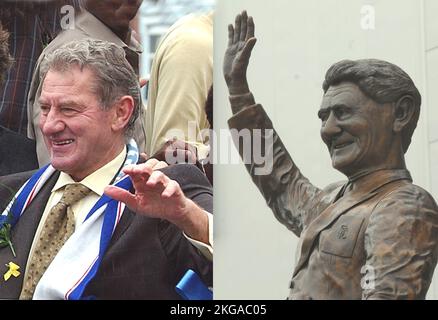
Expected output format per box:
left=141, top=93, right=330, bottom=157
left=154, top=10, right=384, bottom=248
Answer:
left=320, top=112, right=342, bottom=142
left=40, top=109, right=65, bottom=135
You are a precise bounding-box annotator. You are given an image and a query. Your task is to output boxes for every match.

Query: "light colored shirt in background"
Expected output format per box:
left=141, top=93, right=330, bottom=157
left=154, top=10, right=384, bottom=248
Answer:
left=145, top=12, right=213, bottom=159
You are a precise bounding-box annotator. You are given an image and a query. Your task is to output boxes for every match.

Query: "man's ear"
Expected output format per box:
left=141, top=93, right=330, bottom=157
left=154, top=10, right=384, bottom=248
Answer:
left=393, top=95, right=416, bottom=133
left=112, top=95, right=134, bottom=132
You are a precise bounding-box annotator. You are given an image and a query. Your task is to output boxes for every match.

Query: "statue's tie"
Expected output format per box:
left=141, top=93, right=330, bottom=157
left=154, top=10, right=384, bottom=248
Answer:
left=19, top=183, right=91, bottom=299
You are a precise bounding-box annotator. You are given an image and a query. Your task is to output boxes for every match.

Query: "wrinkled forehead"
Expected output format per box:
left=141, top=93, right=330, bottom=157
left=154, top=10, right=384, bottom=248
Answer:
left=40, top=67, right=98, bottom=102
left=320, top=82, right=366, bottom=109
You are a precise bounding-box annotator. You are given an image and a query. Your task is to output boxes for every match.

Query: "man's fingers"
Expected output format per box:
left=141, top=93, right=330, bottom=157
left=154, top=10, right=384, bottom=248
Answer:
left=146, top=170, right=169, bottom=193
left=162, top=180, right=182, bottom=199
left=124, top=162, right=153, bottom=176
left=227, top=24, right=234, bottom=46
left=240, top=10, right=248, bottom=42
left=233, top=13, right=241, bottom=44
left=104, top=185, right=137, bottom=208
left=241, top=37, right=257, bottom=60
left=122, top=164, right=138, bottom=176
left=144, top=158, right=160, bottom=168
left=123, top=162, right=153, bottom=184
left=246, top=16, right=255, bottom=40
left=123, top=157, right=171, bottom=188
left=153, top=161, right=168, bottom=170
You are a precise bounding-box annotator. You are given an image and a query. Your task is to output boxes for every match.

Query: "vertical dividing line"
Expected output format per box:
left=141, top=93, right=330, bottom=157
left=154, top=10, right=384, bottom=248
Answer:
left=420, top=0, right=437, bottom=300
left=420, top=0, right=431, bottom=191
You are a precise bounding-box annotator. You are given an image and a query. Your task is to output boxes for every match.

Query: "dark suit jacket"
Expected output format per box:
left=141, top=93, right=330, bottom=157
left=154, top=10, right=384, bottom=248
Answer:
left=229, top=103, right=438, bottom=300
left=0, top=125, right=38, bottom=176
left=0, top=164, right=212, bottom=299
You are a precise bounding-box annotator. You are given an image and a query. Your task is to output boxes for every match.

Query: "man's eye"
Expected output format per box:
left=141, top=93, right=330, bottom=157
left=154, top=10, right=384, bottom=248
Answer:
left=40, top=105, right=50, bottom=114
left=62, top=107, right=76, bottom=114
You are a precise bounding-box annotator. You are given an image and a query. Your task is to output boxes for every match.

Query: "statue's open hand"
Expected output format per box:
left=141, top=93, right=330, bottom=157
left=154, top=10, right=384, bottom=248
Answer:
left=223, top=10, right=257, bottom=95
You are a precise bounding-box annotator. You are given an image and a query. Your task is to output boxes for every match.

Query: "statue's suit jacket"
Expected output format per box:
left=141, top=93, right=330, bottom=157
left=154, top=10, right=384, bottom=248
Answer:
left=229, top=104, right=438, bottom=300
left=0, top=164, right=212, bottom=299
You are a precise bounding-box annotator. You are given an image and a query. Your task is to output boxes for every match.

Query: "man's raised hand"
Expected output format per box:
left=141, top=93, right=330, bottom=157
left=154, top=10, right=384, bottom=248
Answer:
left=104, top=159, right=209, bottom=243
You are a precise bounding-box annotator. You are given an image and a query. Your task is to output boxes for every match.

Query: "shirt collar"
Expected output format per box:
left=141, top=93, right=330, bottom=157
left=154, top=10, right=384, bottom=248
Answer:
left=338, top=168, right=412, bottom=200
left=75, top=10, right=143, bottom=54
left=52, top=147, right=127, bottom=197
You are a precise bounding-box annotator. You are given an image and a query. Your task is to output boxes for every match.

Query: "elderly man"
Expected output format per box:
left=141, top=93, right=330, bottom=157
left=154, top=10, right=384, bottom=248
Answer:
left=27, top=0, right=147, bottom=167
left=0, top=39, right=212, bottom=300
left=224, top=11, right=438, bottom=299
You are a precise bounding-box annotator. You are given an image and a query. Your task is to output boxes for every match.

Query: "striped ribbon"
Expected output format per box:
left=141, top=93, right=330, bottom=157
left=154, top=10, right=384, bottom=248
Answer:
left=1, top=139, right=139, bottom=299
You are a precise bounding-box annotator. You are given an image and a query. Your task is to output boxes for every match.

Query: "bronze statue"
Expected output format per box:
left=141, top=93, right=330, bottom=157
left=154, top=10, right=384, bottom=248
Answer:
left=223, top=10, right=438, bottom=299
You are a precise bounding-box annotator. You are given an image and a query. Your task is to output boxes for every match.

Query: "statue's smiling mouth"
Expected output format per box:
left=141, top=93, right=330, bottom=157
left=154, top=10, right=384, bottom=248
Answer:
left=330, top=140, right=355, bottom=151
left=334, top=141, right=353, bottom=149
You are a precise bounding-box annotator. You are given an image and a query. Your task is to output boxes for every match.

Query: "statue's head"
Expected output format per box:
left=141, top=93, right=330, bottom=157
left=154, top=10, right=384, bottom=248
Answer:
left=318, top=59, right=421, bottom=178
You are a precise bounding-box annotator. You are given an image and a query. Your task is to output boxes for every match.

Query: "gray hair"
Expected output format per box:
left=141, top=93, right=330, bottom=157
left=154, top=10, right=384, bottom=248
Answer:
left=322, top=59, right=421, bottom=153
left=40, top=39, right=140, bottom=136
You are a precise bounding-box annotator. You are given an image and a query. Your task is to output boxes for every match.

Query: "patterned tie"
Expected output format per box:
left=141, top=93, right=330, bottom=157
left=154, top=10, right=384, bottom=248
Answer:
left=19, top=183, right=91, bottom=300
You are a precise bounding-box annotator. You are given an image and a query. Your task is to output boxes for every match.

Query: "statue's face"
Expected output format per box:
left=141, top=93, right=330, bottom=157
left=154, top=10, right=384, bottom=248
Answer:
left=318, top=82, right=395, bottom=177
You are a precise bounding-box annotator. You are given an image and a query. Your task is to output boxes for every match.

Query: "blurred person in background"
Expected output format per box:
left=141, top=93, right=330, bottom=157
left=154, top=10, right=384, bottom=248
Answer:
left=0, top=21, right=38, bottom=176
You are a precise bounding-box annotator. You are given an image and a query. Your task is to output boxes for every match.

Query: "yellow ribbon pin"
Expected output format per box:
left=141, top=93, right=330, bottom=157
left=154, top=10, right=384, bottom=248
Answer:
left=4, top=262, right=20, bottom=281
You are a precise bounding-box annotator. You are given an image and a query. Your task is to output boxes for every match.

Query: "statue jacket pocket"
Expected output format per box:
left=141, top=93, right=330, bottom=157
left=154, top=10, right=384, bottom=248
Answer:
left=319, top=215, right=365, bottom=258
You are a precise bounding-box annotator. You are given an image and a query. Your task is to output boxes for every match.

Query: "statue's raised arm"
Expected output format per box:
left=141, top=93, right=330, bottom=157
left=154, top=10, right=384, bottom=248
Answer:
left=223, top=11, right=322, bottom=236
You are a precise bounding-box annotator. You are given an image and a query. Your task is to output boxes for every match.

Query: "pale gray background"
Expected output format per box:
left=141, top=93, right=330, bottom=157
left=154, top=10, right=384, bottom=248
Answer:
left=214, top=0, right=438, bottom=299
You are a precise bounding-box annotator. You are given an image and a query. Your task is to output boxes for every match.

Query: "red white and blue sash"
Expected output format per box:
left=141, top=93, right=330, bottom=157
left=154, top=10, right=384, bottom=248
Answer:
left=0, top=139, right=139, bottom=300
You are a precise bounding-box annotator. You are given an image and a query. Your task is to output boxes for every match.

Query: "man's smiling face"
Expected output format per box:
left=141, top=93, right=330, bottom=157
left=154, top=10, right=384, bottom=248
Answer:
left=39, top=66, right=122, bottom=181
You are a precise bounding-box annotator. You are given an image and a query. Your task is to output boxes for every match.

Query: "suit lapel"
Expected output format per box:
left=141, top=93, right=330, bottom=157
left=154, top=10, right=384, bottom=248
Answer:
left=11, top=171, right=60, bottom=256
left=0, top=171, right=59, bottom=298
left=22, top=172, right=60, bottom=220
left=109, top=208, right=134, bottom=245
